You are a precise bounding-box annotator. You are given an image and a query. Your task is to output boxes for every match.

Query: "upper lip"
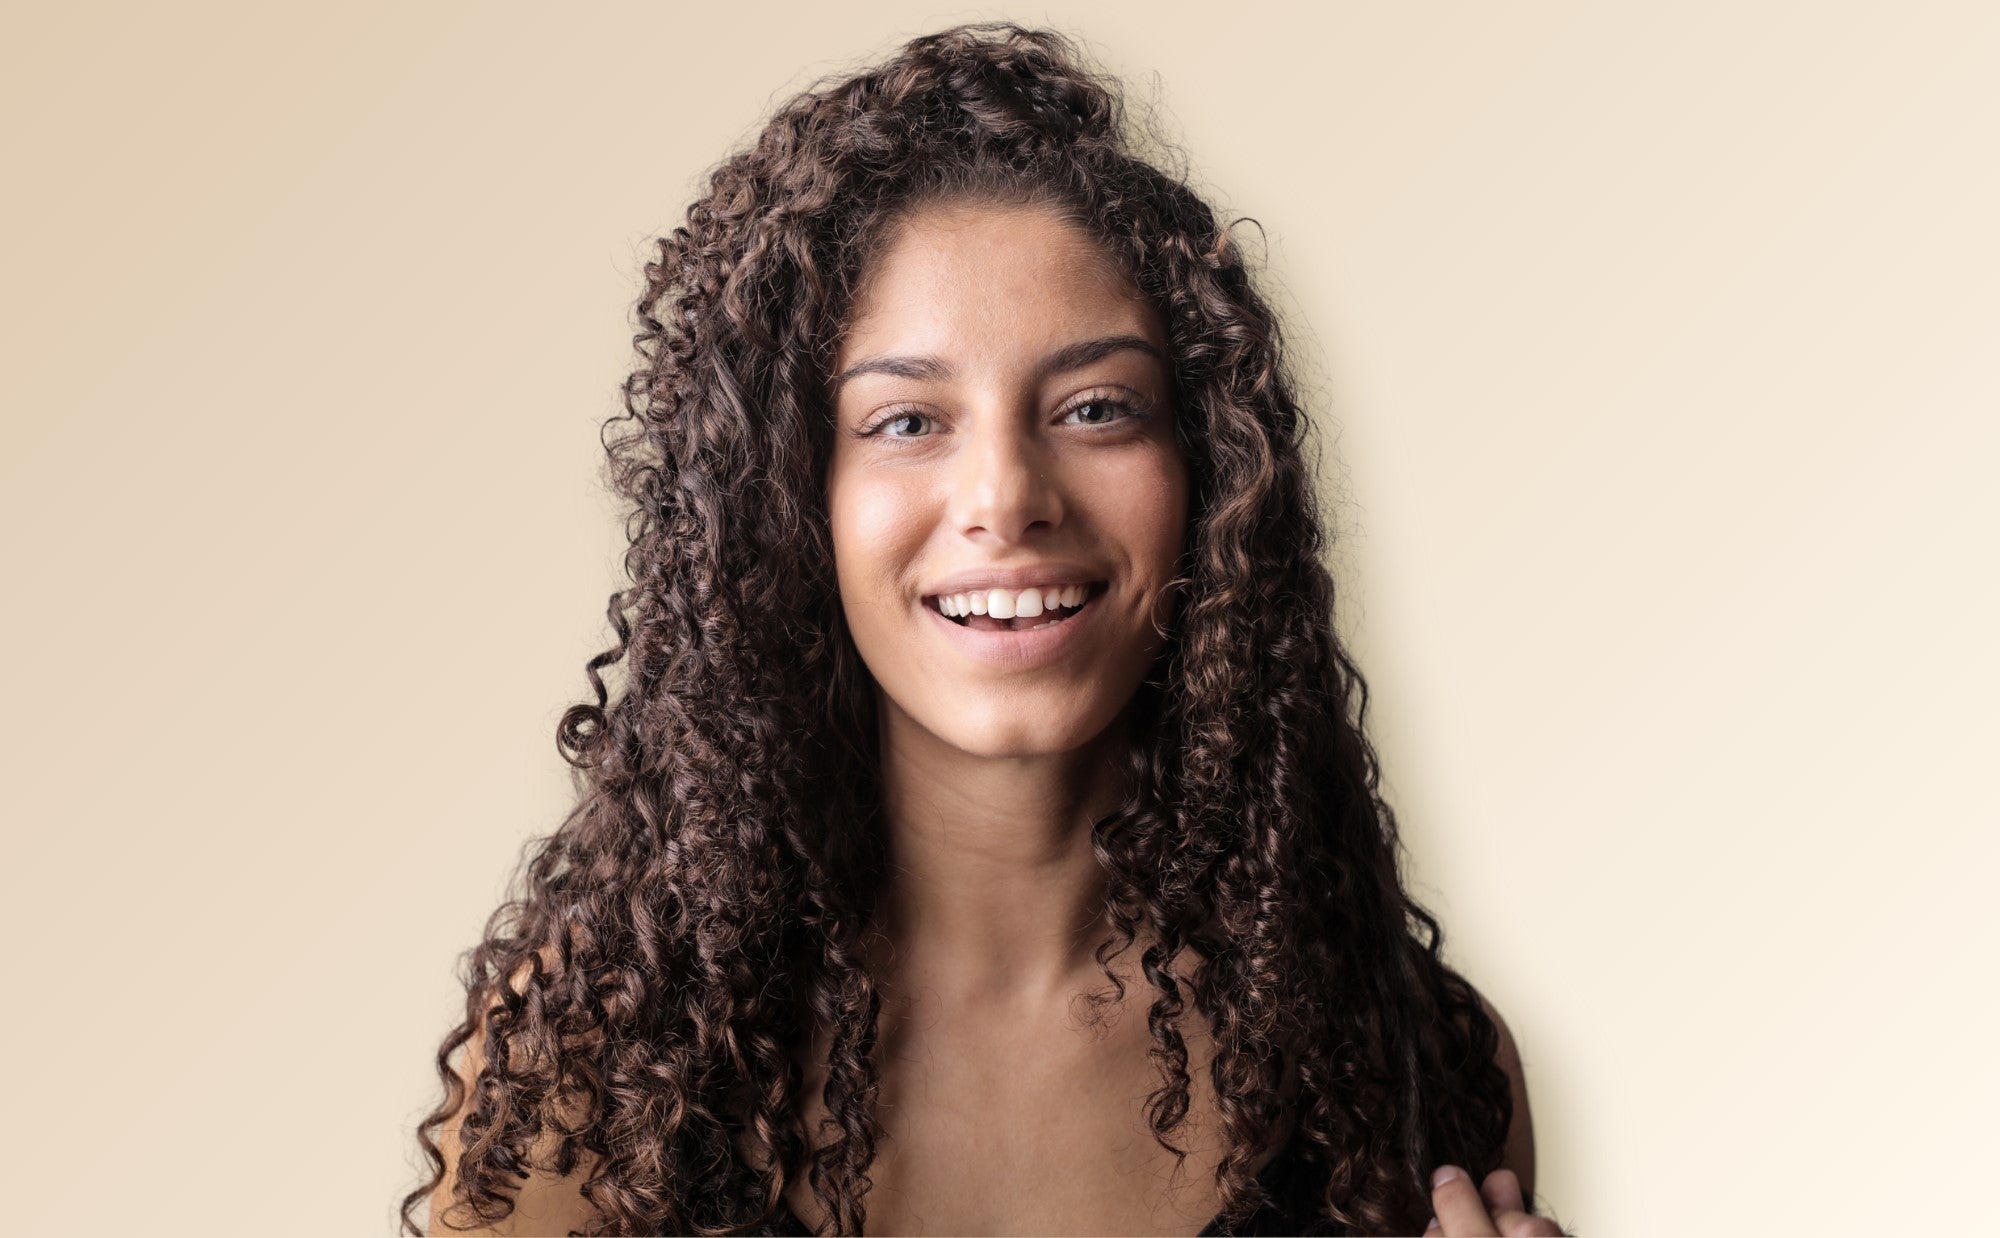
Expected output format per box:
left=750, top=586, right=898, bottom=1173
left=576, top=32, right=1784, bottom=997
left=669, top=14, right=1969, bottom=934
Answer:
left=920, top=562, right=1108, bottom=600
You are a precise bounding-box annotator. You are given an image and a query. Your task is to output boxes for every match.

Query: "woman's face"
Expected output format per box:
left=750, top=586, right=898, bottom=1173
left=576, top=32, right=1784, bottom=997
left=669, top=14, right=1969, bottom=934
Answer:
left=825, top=199, right=1190, bottom=759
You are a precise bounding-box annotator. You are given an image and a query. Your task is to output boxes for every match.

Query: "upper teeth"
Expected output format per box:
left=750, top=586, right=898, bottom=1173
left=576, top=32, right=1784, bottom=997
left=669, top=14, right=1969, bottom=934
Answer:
left=936, top=583, right=1092, bottom=618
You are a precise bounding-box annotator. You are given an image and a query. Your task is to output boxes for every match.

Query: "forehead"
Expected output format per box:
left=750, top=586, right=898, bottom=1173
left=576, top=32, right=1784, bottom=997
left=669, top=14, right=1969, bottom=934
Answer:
left=835, top=201, right=1158, bottom=366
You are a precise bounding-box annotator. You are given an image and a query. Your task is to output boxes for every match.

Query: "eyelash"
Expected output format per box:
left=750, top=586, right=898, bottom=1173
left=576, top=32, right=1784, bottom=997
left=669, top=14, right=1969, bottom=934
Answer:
left=858, top=395, right=1152, bottom=440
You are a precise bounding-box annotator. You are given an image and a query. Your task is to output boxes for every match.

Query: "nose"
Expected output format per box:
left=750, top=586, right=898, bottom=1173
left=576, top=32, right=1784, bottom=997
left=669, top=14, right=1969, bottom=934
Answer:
left=946, top=404, right=1061, bottom=544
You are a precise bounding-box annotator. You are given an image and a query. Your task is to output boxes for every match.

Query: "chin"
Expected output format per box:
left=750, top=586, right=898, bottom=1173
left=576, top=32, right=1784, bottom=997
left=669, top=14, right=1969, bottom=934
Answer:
left=949, top=731, right=1089, bottom=760
left=931, top=705, right=1122, bottom=760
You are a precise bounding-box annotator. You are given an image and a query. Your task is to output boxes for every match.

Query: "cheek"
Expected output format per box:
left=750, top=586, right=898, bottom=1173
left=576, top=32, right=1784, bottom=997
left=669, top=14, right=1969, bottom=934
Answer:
left=1091, top=453, right=1190, bottom=567
left=828, top=471, right=929, bottom=601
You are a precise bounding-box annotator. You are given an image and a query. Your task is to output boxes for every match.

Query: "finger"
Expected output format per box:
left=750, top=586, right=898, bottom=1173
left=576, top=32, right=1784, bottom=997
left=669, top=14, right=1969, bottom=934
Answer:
left=1423, top=1218, right=1443, bottom=1235
left=1431, top=1165, right=1500, bottom=1237
left=1492, top=1208, right=1564, bottom=1237
left=1480, top=1168, right=1525, bottom=1216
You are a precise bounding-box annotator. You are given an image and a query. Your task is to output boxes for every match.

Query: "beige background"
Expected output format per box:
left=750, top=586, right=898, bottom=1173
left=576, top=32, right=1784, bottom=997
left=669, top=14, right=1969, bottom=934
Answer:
left=3, top=2, right=1993, bottom=1234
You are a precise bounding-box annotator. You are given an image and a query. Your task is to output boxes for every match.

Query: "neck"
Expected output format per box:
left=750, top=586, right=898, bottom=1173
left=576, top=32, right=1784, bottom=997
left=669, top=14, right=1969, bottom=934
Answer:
left=865, top=700, right=1139, bottom=1013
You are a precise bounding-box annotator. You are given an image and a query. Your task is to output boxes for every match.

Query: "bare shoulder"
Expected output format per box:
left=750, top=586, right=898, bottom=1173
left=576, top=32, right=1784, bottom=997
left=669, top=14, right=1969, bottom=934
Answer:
left=1473, top=986, right=1538, bottom=1201
left=426, top=947, right=607, bottom=1236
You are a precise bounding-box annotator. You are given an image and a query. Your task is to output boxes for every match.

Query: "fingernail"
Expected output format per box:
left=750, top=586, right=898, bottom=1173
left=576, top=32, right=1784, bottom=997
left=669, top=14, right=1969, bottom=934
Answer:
left=1424, top=1217, right=1440, bottom=1232
left=1432, top=1165, right=1463, bottom=1188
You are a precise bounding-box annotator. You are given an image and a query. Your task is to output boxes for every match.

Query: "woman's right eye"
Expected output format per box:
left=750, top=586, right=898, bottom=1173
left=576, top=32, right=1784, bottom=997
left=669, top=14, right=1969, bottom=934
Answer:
left=862, top=410, right=934, bottom=438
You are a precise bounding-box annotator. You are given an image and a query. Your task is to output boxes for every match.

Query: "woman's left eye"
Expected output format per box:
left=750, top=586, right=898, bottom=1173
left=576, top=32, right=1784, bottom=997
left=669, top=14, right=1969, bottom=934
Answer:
left=1061, top=397, right=1147, bottom=426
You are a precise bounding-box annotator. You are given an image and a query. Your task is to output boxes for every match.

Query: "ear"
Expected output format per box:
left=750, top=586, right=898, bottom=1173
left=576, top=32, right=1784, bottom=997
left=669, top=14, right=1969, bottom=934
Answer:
left=1474, top=987, right=1537, bottom=1201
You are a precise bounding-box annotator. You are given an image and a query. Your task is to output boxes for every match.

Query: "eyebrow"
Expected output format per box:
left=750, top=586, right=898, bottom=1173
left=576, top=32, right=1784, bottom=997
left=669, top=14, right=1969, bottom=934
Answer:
left=827, top=333, right=1166, bottom=401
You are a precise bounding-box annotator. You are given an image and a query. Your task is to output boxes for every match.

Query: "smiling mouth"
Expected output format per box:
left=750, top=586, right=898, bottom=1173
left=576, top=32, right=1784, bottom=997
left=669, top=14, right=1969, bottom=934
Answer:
left=928, top=582, right=1107, bottom=632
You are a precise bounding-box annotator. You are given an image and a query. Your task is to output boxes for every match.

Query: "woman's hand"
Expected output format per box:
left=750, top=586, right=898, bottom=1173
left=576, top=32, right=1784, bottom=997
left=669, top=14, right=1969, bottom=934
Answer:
left=1422, top=1165, right=1565, bottom=1236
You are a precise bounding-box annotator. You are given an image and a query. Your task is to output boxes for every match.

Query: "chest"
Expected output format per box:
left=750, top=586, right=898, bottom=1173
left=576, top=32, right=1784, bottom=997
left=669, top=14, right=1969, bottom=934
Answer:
left=777, top=1002, right=1291, bottom=1235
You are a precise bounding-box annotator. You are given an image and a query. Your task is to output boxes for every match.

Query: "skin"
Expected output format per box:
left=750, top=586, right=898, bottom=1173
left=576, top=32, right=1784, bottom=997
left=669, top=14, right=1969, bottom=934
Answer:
left=816, top=198, right=1238, bottom=1233
left=1425, top=1164, right=1564, bottom=1238
left=422, top=198, right=1552, bottom=1235
left=823, top=197, right=1189, bottom=1012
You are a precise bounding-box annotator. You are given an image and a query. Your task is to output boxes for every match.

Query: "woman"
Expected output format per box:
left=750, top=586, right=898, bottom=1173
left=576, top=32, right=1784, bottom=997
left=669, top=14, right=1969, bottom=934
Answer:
left=402, top=22, right=1563, bottom=1238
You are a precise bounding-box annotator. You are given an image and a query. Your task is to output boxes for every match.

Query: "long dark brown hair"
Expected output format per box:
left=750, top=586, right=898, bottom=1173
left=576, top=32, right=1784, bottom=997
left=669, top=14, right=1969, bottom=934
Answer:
left=399, top=21, right=1510, bottom=1237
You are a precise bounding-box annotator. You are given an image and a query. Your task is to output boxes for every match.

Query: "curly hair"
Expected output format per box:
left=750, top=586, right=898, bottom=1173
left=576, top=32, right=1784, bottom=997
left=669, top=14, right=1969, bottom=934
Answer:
left=398, top=21, right=1511, bottom=1238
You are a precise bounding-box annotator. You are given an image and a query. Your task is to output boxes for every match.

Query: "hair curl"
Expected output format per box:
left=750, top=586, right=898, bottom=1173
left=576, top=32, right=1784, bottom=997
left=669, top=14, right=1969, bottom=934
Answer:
left=398, top=21, right=1511, bottom=1237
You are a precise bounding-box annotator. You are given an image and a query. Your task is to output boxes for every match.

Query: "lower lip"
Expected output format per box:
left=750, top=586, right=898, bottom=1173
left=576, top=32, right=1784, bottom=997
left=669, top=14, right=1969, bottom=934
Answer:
left=923, top=586, right=1105, bottom=670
